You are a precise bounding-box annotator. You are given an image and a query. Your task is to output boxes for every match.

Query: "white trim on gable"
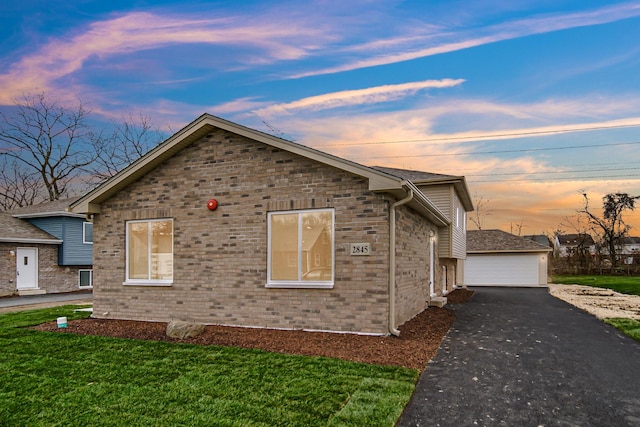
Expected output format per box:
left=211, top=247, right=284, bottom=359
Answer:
left=69, top=114, right=450, bottom=226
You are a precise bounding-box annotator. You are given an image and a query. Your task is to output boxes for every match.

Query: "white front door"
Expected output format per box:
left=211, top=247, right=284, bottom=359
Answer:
left=16, top=248, right=38, bottom=290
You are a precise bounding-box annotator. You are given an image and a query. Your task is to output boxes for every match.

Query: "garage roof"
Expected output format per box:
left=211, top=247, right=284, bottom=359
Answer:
left=468, top=229, right=552, bottom=254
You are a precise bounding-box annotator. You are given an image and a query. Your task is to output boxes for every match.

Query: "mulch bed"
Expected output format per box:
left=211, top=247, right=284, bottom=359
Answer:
left=32, top=288, right=474, bottom=370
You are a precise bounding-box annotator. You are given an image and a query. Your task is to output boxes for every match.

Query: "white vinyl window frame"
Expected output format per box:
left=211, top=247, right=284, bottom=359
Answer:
left=79, top=269, right=93, bottom=288
left=83, top=222, right=93, bottom=244
left=266, top=208, right=335, bottom=289
left=124, top=218, right=174, bottom=286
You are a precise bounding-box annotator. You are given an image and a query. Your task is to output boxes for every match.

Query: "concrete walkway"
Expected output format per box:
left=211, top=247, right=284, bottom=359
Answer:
left=0, top=291, right=92, bottom=313
left=397, top=287, right=640, bottom=427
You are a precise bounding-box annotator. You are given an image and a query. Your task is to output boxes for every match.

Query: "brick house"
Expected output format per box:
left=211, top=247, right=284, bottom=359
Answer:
left=1, top=198, right=93, bottom=297
left=70, top=114, right=472, bottom=335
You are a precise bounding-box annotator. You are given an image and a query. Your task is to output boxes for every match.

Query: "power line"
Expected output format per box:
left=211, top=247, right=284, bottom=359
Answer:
left=428, top=160, right=640, bottom=174
left=472, top=173, right=640, bottom=183
left=318, top=123, right=640, bottom=147
left=466, top=166, right=640, bottom=177
left=367, top=140, right=640, bottom=159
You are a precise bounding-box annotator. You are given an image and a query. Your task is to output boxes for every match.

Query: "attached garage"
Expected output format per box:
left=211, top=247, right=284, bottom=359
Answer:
left=464, top=230, right=552, bottom=287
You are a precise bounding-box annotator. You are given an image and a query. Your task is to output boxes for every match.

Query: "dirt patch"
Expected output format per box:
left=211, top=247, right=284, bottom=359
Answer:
left=31, top=289, right=474, bottom=370
left=548, top=284, right=640, bottom=320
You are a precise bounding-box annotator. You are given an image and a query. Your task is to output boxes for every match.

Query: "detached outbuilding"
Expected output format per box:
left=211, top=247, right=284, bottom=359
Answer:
left=465, top=229, right=552, bottom=287
left=70, top=114, right=473, bottom=335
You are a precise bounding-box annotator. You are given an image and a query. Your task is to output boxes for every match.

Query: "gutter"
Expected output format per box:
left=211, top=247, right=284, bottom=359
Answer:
left=0, top=237, right=63, bottom=244
left=389, top=185, right=414, bottom=336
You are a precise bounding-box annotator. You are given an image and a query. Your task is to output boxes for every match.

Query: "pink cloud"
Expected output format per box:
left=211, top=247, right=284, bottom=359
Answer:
left=0, top=11, right=329, bottom=105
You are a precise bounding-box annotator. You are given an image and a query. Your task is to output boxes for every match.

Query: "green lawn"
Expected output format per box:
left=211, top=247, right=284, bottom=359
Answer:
left=0, top=306, right=418, bottom=426
left=604, top=318, right=640, bottom=341
left=551, top=275, right=640, bottom=296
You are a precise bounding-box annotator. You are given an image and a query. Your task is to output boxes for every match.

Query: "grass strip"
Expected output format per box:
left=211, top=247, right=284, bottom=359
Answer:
left=0, top=306, right=418, bottom=426
left=604, top=318, right=640, bottom=342
left=551, top=275, right=640, bottom=296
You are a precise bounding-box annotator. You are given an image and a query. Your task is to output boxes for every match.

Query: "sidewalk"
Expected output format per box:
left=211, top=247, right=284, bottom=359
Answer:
left=0, top=290, right=92, bottom=313
left=397, top=287, right=640, bottom=426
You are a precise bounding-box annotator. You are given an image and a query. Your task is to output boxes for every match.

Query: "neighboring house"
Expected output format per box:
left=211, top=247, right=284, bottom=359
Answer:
left=555, top=234, right=597, bottom=257
left=465, top=229, right=552, bottom=286
left=619, top=237, right=640, bottom=265
left=70, top=114, right=473, bottom=335
left=523, top=234, right=552, bottom=248
left=0, top=198, right=93, bottom=297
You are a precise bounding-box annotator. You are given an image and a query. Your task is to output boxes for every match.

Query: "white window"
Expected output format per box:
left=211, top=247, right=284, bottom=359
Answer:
left=463, top=211, right=467, bottom=232
left=83, top=222, right=93, bottom=244
left=125, top=219, right=173, bottom=285
left=79, top=269, right=93, bottom=288
left=267, top=209, right=334, bottom=288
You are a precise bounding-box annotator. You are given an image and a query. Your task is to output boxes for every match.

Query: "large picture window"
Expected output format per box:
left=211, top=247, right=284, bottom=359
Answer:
left=126, top=219, right=173, bottom=285
left=267, top=209, right=334, bottom=288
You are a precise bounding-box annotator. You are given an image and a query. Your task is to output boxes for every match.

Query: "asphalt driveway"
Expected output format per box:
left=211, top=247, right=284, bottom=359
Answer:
left=397, top=287, right=640, bottom=426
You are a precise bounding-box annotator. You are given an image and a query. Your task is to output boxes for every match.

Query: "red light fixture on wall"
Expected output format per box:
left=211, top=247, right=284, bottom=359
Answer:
left=207, top=199, right=218, bottom=211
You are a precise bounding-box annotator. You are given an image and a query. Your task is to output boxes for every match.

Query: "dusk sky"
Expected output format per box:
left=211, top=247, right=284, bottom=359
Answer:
left=2, top=1, right=640, bottom=235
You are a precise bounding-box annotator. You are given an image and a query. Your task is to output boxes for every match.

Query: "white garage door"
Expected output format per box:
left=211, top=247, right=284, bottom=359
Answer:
left=465, top=254, right=540, bottom=286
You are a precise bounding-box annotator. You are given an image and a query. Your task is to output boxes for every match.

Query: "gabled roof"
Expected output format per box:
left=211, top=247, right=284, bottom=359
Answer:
left=70, top=114, right=452, bottom=226
left=373, top=166, right=474, bottom=212
left=556, top=234, right=595, bottom=246
left=0, top=212, right=62, bottom=244
left=523, top=234, right=552, bottom=247
left=467, top=229, right=552, bottom=253
left=10, top=197, right=83, bottom=219
left=621, top=237, right=640, bottom=245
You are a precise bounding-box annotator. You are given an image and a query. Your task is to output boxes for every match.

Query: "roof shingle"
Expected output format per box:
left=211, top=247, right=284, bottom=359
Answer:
left=467, top=229, right=552, bottom=253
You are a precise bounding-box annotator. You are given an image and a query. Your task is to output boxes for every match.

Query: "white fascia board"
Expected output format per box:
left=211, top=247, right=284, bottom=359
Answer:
left=0, top=237, right=62, bottom=244
left=13, top=212, right=85, bottom=219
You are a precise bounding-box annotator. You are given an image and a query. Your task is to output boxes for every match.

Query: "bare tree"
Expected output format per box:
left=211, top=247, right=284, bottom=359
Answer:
left=581, top=192, right=640, bottom=269
left=510, top=221, right=525, bottom=236
left=0, top=158, right=40, bottom=209
left=88, top=113, right=165, bottom=184
left=0, top=92, right=96, bottom=203
left=469, top=193, right=492, bottom=230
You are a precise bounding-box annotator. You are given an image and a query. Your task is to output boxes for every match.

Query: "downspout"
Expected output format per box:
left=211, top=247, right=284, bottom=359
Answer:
left=389, top=187, right=414, bottom=336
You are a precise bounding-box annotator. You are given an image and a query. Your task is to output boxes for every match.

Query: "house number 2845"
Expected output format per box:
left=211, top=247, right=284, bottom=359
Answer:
left=350, top=243, right=371, bottom=256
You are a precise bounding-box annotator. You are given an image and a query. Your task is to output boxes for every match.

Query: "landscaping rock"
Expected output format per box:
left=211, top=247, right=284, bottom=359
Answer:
left=166, top=320, right=206, bottom=339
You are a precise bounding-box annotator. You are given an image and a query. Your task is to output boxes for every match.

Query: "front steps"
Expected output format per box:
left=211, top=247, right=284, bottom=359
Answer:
left=429, top=296, right=447, bottom=308
left=17, top=288, right=46, bottom=296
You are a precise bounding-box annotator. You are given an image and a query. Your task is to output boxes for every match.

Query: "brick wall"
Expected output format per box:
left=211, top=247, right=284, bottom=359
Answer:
left=0, top=243, right=16, bottom=296
left=393, top=205, right=437, bottom=325
left=440, top=258, right=458, bottom=294
left=92, top=129, right=399, bottom=334
left=38, top=245, right=91, bottom=293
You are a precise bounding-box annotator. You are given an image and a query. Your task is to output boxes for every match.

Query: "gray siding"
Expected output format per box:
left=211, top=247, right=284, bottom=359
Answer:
left=451, top=193, right=467, bottom=259
left=419, top=185, right=453, bottom=258
left=418, top=184, right=467, bottom=260
left=26, top=217, right=93, bottom=265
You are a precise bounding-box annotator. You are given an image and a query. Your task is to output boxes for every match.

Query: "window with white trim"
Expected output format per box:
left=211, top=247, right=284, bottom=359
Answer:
left=83, top=222, right=93, bottom=244
left=79, top=269, right=93, bottom=288
left=267, top=209, right=334, bottom=288
left=125, top=219, right=173, bottom=285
